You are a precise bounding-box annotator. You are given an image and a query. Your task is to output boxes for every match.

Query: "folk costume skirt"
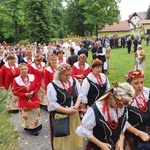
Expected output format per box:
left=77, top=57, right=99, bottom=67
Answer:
left=19, top=107, right=42, bottom=131
left=38, top=80, right=47, bottom=106
left=6, top=89, right=19, bottom=111
left=53, top=112, right=83, bottom=150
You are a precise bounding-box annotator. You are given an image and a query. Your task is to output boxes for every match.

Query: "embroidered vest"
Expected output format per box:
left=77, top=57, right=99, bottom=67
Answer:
left=90, top=103, right=127, bottom=150
left=51, top=78, right=77, bottom=107
left=87, top=77, right=107, bottom=106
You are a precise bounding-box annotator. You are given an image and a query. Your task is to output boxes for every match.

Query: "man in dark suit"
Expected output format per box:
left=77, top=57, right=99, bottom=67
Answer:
left=77, top=43, right=88, bottom=57
left=126, top=36, right=132, bottom=54
left=91, top=41, right=106, bottom=73
left=67, top=47, right=78, bottom=66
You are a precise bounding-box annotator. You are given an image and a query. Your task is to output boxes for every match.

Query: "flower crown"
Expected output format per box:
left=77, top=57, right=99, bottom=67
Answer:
left=126, top=69, right=144, bottom=82
left=113, top=89, right=132, bottom=106
left=57, top=63, right=71, bottom=73
left=48, top=54, right=57, bottom=61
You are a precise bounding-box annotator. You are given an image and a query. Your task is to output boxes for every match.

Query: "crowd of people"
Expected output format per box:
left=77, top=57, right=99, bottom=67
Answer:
left=0, top=38, right=149, bottom=150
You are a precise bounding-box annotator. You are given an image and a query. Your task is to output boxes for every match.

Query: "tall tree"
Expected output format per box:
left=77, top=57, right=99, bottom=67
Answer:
left=146, top=5, right=150, bottom=19
left=0, top=0, right=25, bottom=41
left=79, top=0, right=121, bottom=38
left=50, top=0, right=67, bottom=38
left=24, top=0, right=52, bottom=43
left=65, top=0, right=92, bottom=36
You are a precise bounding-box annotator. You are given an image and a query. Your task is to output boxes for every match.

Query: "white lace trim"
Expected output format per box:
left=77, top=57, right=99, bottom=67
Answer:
left=87, top=72, right=107, bottom=84
left=14, top=74, right=35, bottom=86
left=52, top=77, right=74, bottom=89
left=45, top=66, right=53, bottom=73
left=73, top=62, right=89, bottom=70
left=96, top=101, right=125, bottom=122
left=4, top=62, right=18, bottom=68
left=131, top=87, right=149, bottom=108
left=23, top=57, right=34, bottom=63
left=31, top=62, right=45, bottom=70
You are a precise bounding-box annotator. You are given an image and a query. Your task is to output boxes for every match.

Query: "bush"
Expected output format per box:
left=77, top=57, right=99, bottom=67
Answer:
left=19, top=39, right=30, bottom=46
left=140, top=34, right=146, bottom=40
left=0, top=90, right=19, bottom=149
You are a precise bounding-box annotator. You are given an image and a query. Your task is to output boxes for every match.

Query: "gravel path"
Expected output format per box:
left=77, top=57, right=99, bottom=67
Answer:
left=10, top=108, right=86, bottom=150
left=10, top=108, right=52, bottom=150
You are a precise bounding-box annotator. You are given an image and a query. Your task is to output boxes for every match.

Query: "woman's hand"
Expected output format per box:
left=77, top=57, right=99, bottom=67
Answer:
left=25, top=93, right=32, bottom=98
left=99, top=142, right=112, bottom=150
left=138, top=130, right=150, bottom=142
left=66, top=106, right=77, bottom=115
left=28, top=91, right=34, bottom=97
left=25, top=91, right=34, bottom=98
left=116, top=132, right=124, bottom=150
left=116, top=140, right=124, bottom=150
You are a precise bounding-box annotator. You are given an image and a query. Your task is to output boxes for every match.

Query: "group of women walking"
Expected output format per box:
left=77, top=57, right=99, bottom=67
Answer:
left=0, top=47, right=149, bottom=150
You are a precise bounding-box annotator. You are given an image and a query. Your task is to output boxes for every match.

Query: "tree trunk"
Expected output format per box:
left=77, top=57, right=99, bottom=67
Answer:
left=90, top=25, right=93, bottom=37
left=96, top=25, right=98, bottom=39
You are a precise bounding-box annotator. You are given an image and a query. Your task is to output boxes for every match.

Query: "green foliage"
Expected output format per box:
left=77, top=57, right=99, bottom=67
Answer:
left=19, top=39, right=30, bottom=46
left=146, top=5, right=150, bottom=19
left=79, top=0, right=121, bottom=37
left=24, top=0, right=52, bottom=43
left=140, top=34, right=146, bottom=40
left=65, top=0, right=93, bottom=36
left=50, top=0, right=68, bottom=38
left=0, top=0, right=25, bottom=41
left=0, top=90, right=19, bottom=150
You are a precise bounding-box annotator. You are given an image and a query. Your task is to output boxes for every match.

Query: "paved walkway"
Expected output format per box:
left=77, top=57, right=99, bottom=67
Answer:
left=10, top=108, right=51, bottom=150
left=10, top=108, right=86, bottom=150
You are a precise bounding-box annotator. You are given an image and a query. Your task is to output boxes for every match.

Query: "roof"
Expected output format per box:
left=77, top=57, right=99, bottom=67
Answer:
left=140, top=20, right=150, bottom=24
left=99, top=21, right=130, bottom=32
left=128, top=20, right=136, bottom=28
left=136, top=12, right=147, bottom=20
left=129, top=11, right=147, bottom=20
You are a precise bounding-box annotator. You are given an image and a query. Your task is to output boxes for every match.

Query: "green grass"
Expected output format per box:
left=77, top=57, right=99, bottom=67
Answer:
left=87, top=40, right=150, bottom=87
left=0, top=90, right=19, bottom=150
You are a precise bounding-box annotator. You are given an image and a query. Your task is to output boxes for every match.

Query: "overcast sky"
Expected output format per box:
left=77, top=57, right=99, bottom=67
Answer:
left=118, top=0, right=150, bottom=20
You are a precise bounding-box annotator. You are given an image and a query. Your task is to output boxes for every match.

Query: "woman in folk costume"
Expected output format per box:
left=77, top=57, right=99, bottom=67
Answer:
left=29, top=54, right=46, bottom=107
left=56, top=49, right=67, bottom=64
left=71, top=53, right=91, bottom=84
left=71, top=53, right=91, bottom=118
left=44, top=54, right=58, bottom=92
left=134, top=45, right=146, bottom=72
left=21, top=50, right=34, bottom=67
left=104, top=44, right=111, bottom=73
left=81, top=59, right=110, bottom=110
left=0, top=53, right=20, bottom=112
left=125, top=69, right=150, bottom=150
left=12, top=63, right=42, bottom=136
left=46, top=63, right=83, bottom=150
left=76, top=83, right=135, bottom=150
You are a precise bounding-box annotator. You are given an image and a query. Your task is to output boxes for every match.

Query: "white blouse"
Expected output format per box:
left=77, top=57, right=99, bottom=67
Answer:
left=46, top=77, right=82, bottom=111
left=81, top=72, right=110, bottom=104
left=76, top=100, right=130, bottom=138
left=127, top=87, right=150, bottom=127
left=132, top=87, right=150, bottom=108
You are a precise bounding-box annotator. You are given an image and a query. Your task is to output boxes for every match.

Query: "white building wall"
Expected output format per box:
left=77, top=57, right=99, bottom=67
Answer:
left=131, top=16, right=141, bottom=25
left=129, top=23, right=134, bottom=30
